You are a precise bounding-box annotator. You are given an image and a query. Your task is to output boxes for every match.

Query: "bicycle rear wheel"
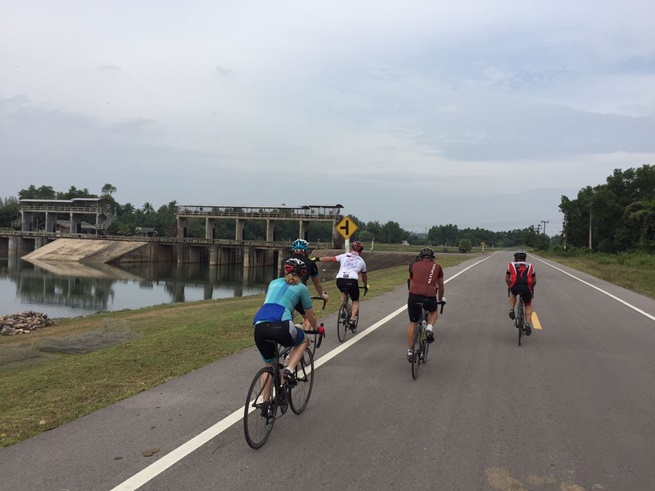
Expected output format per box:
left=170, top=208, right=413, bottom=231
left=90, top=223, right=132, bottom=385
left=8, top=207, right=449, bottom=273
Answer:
left=290, top=348, right=315, bottom=414
left=411, top=326, right=420, bottom=380
left=337, top=303, right=349, bottom=343
left=421, top=311, right=430, bottom=362
left=244, top=367, right=277, bottom=449
left=516, top=299, right=525, bottom=346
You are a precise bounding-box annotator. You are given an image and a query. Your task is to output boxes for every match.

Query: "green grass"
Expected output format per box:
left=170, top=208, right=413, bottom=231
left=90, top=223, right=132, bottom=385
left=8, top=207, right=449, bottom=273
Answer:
left=540, top=250, right=655, bottom=298
left=0, top=255, right=469, bottom=448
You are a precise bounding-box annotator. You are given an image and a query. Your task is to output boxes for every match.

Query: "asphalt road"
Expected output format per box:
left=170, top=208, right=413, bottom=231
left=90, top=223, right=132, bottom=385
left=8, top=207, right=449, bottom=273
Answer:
left=2, top=252, right=655, bottom=491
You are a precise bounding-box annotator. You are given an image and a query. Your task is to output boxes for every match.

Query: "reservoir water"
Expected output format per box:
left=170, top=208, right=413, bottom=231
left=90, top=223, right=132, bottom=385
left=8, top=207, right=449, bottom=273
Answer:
left=0, top=257, right=277, bottom=319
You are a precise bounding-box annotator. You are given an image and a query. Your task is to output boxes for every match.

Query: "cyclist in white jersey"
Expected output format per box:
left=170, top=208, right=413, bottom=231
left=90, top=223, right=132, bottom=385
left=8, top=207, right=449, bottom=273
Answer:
left=314, top=241, right=368, bottom=329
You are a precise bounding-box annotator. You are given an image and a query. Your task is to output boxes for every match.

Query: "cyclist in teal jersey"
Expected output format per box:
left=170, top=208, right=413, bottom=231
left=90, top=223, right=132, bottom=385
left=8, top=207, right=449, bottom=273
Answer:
left=253, top=258, right=318, bottom=385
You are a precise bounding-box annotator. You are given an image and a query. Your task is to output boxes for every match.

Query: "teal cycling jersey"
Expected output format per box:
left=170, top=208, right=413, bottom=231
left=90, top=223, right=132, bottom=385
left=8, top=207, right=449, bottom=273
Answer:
left=253, top=278, right=313, bottom=324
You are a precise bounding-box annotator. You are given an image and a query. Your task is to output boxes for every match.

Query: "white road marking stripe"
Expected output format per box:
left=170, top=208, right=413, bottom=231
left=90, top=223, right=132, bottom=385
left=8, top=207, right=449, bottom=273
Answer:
left=535, top=257, right=655, bottom=322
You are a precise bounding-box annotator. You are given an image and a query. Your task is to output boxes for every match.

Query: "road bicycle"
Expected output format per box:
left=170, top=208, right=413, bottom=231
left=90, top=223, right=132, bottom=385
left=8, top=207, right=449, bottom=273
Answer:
left=243, top=325, right=325, bottom=449
left=410, top=299, right=445, bottom=380
left=336, top=285, right=368, bottom=343
left=509, top=288, right=533, bottom=346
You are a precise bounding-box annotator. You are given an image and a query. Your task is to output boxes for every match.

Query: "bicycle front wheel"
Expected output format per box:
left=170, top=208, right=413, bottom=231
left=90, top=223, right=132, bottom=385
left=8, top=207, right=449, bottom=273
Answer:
left=516, top=299, right=525, bottom=346
left=422, top=335, right=430, bottom=363
left=290, top=348, right=315, bottom=414
left=244, top=367, right=277, bottom=449
left=411, top=327, right=420, bottom=380
left=337, top=303, right=349, bottom=343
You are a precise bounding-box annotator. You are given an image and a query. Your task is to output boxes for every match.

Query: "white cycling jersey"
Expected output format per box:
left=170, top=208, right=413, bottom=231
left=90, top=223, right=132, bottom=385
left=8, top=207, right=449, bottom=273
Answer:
left=334, top=253, right=367, bottom=280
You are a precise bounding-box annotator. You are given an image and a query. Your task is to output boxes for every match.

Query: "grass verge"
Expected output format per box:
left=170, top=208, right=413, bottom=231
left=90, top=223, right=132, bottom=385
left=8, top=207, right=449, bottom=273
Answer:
left=0, top=255, right=468, bottom=448
left=539, top=250, right=655, bottom=299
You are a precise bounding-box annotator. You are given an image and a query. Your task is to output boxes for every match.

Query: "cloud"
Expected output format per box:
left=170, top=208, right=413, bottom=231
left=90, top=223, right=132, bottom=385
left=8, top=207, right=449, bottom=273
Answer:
left=2, top=0, right=655, bottom=232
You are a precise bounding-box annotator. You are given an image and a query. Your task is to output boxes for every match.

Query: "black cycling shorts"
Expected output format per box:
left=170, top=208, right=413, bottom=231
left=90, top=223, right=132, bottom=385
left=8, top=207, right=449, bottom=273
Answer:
left=336, top=278, right=360, bottom=301
left=254, top=321, right=305, bottom=363
left=407, top=294, right=438, bottom=323
left=510, top=284, right=533, bottom=305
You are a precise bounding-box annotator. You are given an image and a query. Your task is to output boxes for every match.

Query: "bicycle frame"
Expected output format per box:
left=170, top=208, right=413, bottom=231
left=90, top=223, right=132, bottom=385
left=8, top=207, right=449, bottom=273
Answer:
left=336, top=286, right=367, bottom=343
left=410, top=300, right=445, bottom=380
left=515, top=295, right=525, bottom=346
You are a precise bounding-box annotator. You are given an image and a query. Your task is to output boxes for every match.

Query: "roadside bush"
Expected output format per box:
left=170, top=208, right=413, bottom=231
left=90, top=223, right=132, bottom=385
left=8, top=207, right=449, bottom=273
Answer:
left=458, top=239, right=472, bottom=253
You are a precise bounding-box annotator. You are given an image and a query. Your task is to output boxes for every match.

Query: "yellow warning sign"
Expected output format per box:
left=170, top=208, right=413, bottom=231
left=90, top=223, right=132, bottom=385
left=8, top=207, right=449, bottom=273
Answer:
left=336, top=216, right=358, bottom=240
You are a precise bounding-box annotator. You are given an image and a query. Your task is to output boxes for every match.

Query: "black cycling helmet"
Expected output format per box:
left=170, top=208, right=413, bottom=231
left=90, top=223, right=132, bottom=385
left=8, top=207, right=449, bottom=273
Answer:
left=283, top=257, right=307, bottom=277
left=419, top=247, right=435, bottom=259
left=351, top=240, right=364, bottom=252
left=514, top=250, right=527, bottom=261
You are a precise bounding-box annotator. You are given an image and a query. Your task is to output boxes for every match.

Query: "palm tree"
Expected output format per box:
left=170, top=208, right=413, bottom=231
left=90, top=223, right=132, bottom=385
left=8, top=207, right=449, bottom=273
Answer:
left=142, top=202, right=155, bottom=214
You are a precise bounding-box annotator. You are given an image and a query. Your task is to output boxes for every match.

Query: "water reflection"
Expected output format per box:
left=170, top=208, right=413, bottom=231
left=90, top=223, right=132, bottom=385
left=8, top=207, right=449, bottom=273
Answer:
left=0, top=257, right=275, bottom=319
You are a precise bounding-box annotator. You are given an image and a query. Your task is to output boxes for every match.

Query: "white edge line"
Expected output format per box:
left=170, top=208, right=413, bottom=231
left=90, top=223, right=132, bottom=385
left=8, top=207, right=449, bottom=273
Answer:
left=535, top=257, right=655, bottom=322
left=111, top=254, right=494, bottom=490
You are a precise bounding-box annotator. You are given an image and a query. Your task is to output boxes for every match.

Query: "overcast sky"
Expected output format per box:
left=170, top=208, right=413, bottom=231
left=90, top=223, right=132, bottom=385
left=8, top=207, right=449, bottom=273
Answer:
left=2, top=1, right=655, bottom=234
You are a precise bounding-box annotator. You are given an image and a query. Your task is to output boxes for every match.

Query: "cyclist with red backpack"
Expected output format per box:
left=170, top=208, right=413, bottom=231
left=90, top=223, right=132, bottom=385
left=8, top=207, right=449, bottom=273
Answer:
left=505, top=250, right=537, bottom=335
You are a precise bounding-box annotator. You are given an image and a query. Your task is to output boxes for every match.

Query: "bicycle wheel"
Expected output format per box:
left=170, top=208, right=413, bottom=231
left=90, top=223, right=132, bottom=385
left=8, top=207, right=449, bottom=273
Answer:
left=422, top=334, right=430, bottom=363
left=337, top=303, right=349, bottom=343
left=244, top=367, right=277, bottom=449
left=516, top=299, right=525, bottom=346
left=305, top=328, right=318, bottom=357
left=421, top=311, right=430, bottom=363
left=411, top=326, right=421, bottom=380
left=290, top=348, right=315, bottom=414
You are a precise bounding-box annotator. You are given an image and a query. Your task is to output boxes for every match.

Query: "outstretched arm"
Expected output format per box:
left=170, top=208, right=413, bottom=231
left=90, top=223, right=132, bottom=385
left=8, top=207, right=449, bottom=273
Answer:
left=314, top=256, right=337, bottom=262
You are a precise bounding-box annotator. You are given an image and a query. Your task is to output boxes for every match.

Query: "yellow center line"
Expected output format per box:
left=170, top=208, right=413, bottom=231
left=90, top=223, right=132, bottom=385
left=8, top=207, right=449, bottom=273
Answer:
left=531, top=312, right=542, bottom=330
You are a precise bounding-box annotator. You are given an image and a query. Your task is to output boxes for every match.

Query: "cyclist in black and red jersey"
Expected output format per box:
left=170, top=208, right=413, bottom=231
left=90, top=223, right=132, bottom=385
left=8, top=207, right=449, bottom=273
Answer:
left=505, top=250, right=537, bottom=335
left=282, top=239, right=329, bottom=315
left=406, top=247, right=445, bottom=361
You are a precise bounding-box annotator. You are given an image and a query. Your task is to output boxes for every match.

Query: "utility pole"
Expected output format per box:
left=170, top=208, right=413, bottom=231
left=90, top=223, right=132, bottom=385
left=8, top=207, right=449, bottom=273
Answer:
left=540, top=220, right=549, bottom=236
left=588, top=192, right=595, bottom=251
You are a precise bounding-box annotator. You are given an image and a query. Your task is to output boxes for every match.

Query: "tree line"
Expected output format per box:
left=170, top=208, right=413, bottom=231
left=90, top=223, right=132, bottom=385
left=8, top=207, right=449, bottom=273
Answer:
left=12, top=172, right=655, bottom=252
left=559, top=164, right=655, bottom=253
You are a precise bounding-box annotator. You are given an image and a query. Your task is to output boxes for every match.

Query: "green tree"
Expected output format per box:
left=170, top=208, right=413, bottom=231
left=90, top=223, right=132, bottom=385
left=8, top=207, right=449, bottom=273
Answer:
left=101, top=183, right=117, bottom=196
left=18, top=185, right=56, bottom=200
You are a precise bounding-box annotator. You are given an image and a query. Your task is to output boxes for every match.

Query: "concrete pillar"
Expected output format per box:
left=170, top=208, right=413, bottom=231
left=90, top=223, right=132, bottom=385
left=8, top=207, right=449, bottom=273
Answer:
left=206, top=218, right=215, bottom=239
left=35, top=237, right=47, bottom=249
left=70, top=213, right=82, bottom=233
left=177, top=217, right=187, bottom=238
left=299, top=220, right=309, bottom=240
left=8, top=236, right=18, bottom=256
left=45, top=212, right=57, bottom=233
left=266, top=219, right=275, bottom=242
left=235, top=219, right=245, bottom=241
left=21, top=211, right=33, bottom=231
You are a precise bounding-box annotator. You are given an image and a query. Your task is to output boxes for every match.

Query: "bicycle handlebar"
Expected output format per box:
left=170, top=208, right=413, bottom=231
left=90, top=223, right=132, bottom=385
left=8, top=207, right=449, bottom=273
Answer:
left=303, top=323, right=326, bottom=348
left=310, top=296, right=327, bottom=311
left=437, top=300, right=446, bottom=314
